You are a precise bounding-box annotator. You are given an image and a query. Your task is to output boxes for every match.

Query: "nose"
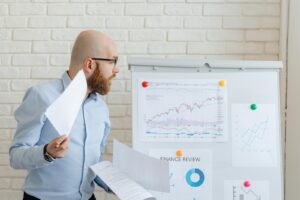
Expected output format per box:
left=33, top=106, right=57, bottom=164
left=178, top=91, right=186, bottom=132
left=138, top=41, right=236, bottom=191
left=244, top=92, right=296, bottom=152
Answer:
left=113, top=66, right=119, bottom=74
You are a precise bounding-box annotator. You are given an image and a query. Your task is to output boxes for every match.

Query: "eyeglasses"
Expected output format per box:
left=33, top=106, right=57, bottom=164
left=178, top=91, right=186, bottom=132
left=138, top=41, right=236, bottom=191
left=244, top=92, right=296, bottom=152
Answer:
left=91, top=57, right=118, bottom=67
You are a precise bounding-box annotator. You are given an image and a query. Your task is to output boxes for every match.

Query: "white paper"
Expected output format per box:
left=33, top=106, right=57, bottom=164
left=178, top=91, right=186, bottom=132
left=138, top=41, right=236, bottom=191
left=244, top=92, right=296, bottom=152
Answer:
left=113, top=140, right=169, bottom=193
left=90, top=161, right=156, bottom=200
left=137, top=79, right=227, bottom=142
left=149, top=149, right=212, bottom=200
left=231, top=104, right=278, bottom=167
left=45, top=70, right=87, bottom=136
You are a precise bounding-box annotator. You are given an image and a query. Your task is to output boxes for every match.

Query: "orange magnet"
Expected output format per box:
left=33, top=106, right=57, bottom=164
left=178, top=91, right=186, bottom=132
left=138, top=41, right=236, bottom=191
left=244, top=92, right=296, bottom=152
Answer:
left=176, top=149, right=183, bottom=157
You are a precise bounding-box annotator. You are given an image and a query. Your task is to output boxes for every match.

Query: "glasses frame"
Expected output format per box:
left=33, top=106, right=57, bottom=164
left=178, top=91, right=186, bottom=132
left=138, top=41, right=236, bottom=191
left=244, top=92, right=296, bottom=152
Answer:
left=91, top=57, right=118, bottom=67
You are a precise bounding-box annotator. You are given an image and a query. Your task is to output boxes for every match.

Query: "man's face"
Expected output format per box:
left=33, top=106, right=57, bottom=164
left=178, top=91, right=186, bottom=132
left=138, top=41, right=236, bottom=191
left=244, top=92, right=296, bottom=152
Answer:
left=87, top=61, right=116, bottom=95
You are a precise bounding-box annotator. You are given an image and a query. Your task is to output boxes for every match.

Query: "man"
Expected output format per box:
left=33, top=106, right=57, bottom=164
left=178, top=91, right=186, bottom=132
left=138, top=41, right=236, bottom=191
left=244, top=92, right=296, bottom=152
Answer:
left=9, top=30, right=119, bottom=200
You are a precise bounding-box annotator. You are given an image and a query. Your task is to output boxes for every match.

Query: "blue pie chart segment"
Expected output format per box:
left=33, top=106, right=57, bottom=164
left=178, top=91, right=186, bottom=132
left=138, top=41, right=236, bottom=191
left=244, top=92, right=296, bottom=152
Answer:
left=185, top=168, right=205, bottom=187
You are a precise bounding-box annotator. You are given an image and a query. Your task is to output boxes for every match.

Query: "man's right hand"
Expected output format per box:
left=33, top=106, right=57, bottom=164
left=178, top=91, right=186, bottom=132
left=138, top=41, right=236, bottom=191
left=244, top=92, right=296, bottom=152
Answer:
left=46, top=135, right=69, bottom=159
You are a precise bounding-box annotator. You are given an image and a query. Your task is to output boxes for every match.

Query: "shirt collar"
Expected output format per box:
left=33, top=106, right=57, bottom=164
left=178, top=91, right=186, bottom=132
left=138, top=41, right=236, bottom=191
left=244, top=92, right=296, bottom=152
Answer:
left=88, top=92, right=98, bottom=101
left=61, top=71, right=99, bottom=102
left=62, top=71, right=71, bottom=90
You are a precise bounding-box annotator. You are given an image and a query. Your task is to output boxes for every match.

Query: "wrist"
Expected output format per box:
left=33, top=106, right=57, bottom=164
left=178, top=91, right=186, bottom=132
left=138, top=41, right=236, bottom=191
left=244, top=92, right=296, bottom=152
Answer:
left=43, top=144, right=56, bottom=162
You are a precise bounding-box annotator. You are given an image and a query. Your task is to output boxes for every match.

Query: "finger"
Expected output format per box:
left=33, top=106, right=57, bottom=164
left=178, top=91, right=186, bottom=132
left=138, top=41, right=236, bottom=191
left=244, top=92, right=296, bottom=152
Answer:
left=55, top=135, right=67, bottom=148
left=58, top=137, right=69, bottom=150
left=56, top=135, right=67, bottom=143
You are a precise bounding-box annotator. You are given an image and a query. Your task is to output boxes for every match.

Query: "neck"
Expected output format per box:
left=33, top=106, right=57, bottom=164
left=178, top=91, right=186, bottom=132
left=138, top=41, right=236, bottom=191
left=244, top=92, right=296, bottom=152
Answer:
left=67, top=68, right=77, bottom=80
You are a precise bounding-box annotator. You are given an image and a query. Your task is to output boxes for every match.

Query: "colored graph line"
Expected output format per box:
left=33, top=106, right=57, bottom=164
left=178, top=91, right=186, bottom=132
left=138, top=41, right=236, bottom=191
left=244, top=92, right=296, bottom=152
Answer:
left=146, top=96, right=224, bottom=124
left=147, top=119, right=224, bottom=130
left=145, top=132, right=223, bottom=139
left=144, top=96, right=225, bottom=138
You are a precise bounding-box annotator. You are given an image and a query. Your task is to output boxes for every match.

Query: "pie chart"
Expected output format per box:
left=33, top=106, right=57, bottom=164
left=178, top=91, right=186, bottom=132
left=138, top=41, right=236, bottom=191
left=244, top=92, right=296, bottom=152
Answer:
left=185, top=168, right=205, bottom=187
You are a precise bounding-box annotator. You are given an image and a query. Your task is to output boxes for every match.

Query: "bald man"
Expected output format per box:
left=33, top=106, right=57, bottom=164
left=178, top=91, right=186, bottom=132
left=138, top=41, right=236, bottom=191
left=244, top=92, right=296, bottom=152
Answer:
left=9, top=30, right=119, bottom=200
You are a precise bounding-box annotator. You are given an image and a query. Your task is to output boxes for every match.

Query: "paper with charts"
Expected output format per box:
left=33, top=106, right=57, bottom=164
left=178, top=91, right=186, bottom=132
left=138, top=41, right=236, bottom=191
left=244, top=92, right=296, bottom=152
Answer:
left=224, top=180, right=269, bottom=200
left=113, top=140, right=169, bottom=192
left=149, top=149, right=212, bottom=200
left=231, top=104, right=277, bottom=167
left=138, top=79, right=227, bottom=142
left=90, top=161, right=156, bottom=200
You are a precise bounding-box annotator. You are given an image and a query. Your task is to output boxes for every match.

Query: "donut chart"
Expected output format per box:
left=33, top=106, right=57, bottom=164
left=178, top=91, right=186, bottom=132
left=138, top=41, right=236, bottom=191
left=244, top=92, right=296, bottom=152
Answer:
left=185, top=168, right=205, bottom=187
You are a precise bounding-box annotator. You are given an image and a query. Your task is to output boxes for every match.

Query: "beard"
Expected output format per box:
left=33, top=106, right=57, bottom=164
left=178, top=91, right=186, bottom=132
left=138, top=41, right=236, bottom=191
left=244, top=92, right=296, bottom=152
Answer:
left=87, top=63, right=115, bottom=95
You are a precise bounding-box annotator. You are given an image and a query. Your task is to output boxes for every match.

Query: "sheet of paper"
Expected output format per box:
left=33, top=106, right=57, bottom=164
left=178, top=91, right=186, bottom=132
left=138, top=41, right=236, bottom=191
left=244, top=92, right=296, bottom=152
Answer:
left=137, top=79, right=227, bottom=142
left=149, top=149, right=212, bottom=200
left=113, top=140, right=170, bottom=193
left=45, top=70, right=87, bottom=136
left=231, top=104, right=278, bottom=167
left=90, top=161, right=156, bottom=200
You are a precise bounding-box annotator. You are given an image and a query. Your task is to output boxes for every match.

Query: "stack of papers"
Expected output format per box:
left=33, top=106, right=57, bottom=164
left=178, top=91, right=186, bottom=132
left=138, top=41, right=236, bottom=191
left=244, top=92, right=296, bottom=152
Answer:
left=90, top=140, right=170, bottom=200
left=90, top=161, right=155, bottom=200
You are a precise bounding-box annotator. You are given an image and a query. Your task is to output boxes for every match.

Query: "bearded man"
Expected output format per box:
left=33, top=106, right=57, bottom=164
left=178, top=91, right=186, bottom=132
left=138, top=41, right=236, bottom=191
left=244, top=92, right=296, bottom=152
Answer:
left=9, top=30, right=119, bottom=200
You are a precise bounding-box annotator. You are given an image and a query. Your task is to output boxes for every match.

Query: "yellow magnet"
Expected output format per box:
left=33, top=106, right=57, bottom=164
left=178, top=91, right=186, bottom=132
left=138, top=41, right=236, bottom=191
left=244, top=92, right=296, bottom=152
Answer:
left=219, top=80, right=225, bottom=87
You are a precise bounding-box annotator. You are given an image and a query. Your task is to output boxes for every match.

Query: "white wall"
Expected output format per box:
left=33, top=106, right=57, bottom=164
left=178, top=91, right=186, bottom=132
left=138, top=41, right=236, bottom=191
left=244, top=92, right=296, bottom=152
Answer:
left=0, top=0, right=281, bottom=200
left=285, top=0, right=300, bottom=199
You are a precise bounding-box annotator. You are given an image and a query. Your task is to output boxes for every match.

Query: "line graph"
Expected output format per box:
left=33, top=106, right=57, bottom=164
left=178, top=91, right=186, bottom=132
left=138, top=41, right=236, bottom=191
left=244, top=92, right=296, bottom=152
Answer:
left=240, top=119, right=269, bottom=152
left=225, top=181, right=269, bottom=200
left=233, top=185, right=261, bottom=200
left=138, top=79, right=227, bottom=142
left=146, top=96, right=223, bottom=122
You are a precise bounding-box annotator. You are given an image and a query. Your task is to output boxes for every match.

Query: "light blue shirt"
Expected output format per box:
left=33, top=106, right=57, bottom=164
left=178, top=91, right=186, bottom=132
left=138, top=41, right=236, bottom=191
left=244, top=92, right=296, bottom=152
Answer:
left=9, top=72, right=111, bottom=200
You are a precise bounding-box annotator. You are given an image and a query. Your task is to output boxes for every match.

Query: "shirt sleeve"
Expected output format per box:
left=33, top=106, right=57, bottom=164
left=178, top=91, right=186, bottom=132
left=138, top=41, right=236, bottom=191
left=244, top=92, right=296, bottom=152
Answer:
left=100, top=120, right=111, bottom=156
left=9, top=86, right=52, bottom=170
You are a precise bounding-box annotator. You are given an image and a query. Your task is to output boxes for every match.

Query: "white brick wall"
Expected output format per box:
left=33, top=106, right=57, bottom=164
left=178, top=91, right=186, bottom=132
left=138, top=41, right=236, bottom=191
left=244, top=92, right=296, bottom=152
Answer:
left=0, top=1, right=281, bottom=199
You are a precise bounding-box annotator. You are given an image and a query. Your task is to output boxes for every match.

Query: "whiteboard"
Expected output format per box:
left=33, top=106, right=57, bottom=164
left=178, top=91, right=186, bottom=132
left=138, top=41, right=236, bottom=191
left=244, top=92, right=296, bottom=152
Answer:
left=129, top=57, right=283, bottom=200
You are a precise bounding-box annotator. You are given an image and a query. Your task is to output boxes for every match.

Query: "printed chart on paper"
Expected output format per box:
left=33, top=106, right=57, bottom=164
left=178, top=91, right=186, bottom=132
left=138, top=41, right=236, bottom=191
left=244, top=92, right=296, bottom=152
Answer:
left=231, top=104, right=277, bottom=167
left=138, top=79, right=227, bottom=142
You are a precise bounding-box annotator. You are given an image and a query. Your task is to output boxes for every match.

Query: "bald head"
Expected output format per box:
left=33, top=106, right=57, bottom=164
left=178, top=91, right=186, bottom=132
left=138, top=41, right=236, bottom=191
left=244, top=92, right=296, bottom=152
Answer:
left=70, top=30, right=116, bottom=69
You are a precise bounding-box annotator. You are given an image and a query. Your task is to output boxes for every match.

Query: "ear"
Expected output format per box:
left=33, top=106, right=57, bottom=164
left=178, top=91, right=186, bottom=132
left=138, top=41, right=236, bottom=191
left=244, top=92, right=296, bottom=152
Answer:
left=82, top=58, right=94, bottom=78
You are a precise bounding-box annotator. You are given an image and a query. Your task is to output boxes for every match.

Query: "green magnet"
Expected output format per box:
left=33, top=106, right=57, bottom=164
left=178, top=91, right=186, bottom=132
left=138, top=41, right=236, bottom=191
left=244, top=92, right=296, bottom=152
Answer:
left=250, top=104, right=257, bottom=110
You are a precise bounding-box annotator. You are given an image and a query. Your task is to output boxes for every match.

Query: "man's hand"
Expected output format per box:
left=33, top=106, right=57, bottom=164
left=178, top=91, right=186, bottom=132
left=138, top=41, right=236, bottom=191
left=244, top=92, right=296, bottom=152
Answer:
left=46, top=135, right=69, bottom=159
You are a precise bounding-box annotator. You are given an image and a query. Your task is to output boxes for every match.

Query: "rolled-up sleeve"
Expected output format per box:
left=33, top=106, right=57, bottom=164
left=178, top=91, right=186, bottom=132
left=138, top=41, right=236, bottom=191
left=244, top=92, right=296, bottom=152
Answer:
left=9, top=86, right=51, bottom=170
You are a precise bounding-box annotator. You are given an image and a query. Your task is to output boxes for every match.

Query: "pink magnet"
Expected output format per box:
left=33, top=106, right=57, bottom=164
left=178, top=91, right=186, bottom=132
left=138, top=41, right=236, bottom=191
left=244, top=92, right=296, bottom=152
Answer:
left=244, top=180, right=251, bottom=188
